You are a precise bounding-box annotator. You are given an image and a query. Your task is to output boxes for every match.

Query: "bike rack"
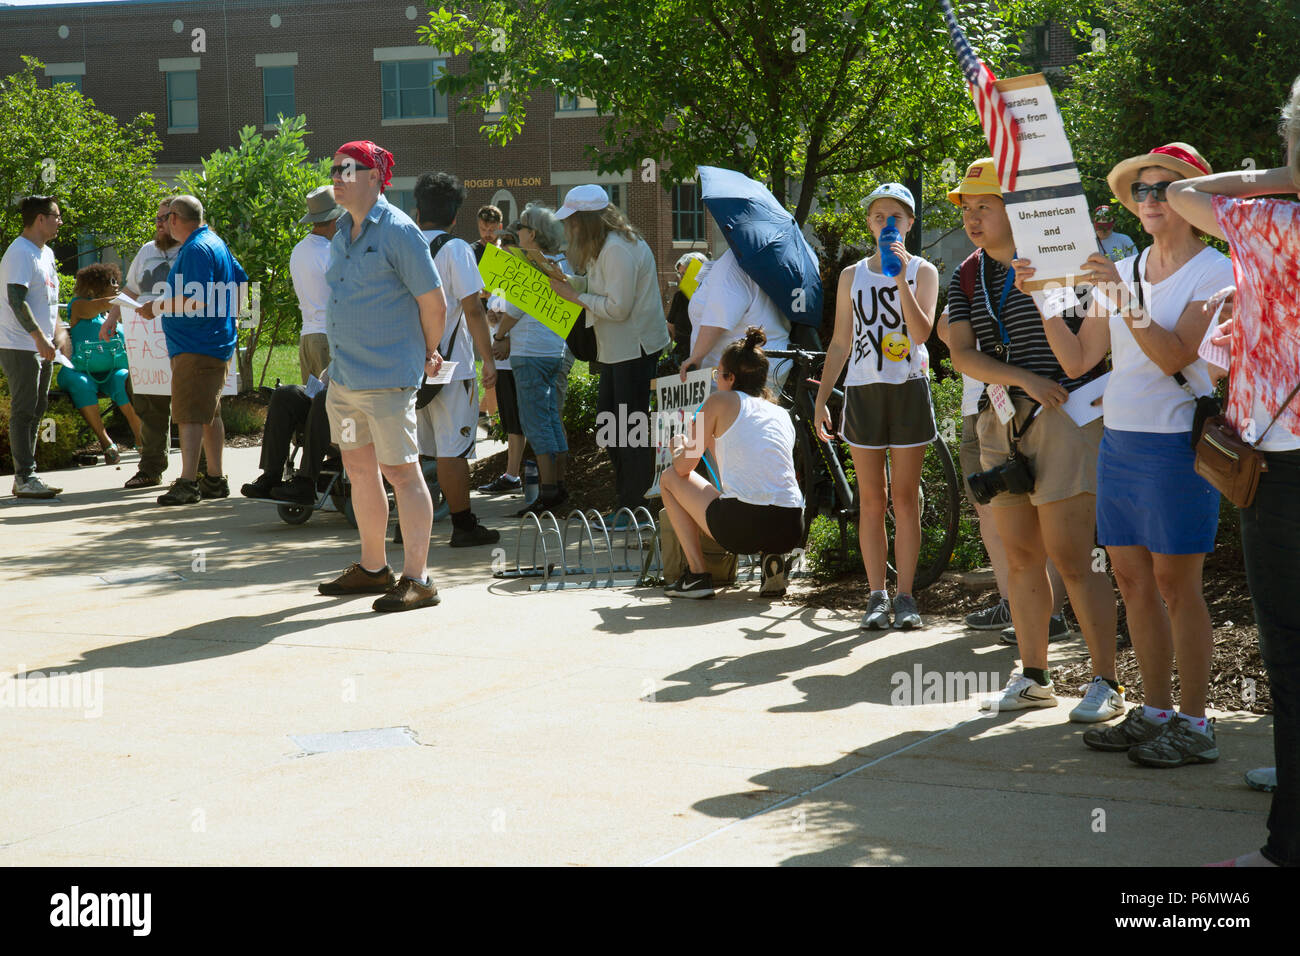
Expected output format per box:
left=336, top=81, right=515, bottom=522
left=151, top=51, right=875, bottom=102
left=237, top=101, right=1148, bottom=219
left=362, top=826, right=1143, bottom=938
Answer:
left=494, top=506, right=664, bottom=591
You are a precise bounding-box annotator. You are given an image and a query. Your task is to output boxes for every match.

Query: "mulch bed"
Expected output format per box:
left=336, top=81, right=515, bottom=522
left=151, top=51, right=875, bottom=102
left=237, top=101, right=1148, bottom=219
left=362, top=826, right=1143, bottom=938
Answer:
left=468, top=429, right=620, bottom=515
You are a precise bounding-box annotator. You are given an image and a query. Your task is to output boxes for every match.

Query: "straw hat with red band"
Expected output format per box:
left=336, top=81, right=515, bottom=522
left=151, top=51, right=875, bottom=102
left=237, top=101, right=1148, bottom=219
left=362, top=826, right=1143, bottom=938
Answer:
left=1107, top=142, right=1212, bottom=217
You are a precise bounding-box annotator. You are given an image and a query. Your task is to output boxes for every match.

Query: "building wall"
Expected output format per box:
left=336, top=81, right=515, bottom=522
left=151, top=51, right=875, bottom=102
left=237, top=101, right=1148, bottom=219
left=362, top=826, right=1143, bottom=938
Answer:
left=0, top=0, right=710, bottom=302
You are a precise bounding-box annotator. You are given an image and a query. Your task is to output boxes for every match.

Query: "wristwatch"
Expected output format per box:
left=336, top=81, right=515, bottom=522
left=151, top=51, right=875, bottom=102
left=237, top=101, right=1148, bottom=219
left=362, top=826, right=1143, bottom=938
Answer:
left=493, top=332, right=508, bottom=341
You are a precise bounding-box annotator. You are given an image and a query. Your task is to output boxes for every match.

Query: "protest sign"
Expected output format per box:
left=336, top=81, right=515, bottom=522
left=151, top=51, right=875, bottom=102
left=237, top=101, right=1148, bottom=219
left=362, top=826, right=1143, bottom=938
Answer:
left=121, top=309, right=236, bottom=396
left=994, top=74, right=1100, bottom=301
left=478, top=244, right=584, bottom=338
left=679, top=257, right=704, bottom=298
left=647, top=367, right=714, bottom=498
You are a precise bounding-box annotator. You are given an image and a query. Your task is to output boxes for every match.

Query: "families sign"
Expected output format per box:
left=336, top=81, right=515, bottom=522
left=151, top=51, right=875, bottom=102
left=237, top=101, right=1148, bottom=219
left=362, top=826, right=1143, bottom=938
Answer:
left=994, top=74, right=1100, bottom=303
left=121, top=309, right=236, bottom=396
left=478, top=244, right=584, bottom=338
left=647, top=367, right=714, bottom=498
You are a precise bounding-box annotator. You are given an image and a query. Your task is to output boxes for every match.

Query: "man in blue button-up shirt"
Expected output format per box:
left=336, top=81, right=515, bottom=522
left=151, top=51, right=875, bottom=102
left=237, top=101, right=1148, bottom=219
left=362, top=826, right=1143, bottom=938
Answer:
left=317, top=141, right=449, bottom=613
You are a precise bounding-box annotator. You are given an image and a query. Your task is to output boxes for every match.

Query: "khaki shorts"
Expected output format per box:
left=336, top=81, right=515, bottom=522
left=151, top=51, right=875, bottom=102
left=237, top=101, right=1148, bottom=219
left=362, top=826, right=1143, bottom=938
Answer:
left=959, top=413, right=984, bottom=509
left=976, top=397, right=1102, bottom=508
left=326, top=380, right=419, bottom=466
left=298, top=333, right=330, bottom=384
left=170, top=353, right=229, bottom=424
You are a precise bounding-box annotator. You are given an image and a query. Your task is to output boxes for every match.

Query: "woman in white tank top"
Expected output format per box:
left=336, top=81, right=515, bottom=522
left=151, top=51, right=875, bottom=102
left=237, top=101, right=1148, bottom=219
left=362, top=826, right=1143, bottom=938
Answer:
left=812, top=183, right=939, bottom=630
left=660, top=327, right=805, bottom=599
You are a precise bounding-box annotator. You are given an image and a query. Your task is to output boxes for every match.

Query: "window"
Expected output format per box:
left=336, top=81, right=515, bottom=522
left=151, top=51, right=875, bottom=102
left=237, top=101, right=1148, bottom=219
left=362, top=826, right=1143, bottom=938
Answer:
left=381, top=59, right=445, bottom=120
left=55, top=75, right=82, bottom=94
left=262, top=66, right=295, bottom=126
left=556, top=92, right=597, bottom=113
left=388, top=189, right=415, bottom=221
left=167, top=70, right=198, bottom=131
left=486, top=79, right=510, bottom=118
left=672, top=184, right=706, bottom=243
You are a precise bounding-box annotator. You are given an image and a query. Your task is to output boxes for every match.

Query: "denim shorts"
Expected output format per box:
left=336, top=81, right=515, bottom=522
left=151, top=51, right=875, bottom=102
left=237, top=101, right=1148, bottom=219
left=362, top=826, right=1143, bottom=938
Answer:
left=512, top=354, right=568, bottom=456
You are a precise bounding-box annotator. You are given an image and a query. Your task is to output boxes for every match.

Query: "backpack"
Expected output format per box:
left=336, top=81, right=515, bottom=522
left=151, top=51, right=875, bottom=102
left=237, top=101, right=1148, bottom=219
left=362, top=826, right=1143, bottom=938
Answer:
left=957, top=249, right=981, bottom=304
left=416, top=232, right=464, bottom=409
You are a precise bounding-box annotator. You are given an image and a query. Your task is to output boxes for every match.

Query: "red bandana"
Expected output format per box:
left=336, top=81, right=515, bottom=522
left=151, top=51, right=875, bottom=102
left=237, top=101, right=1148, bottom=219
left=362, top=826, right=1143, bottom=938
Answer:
left=335, top=141, right=396, bottom=191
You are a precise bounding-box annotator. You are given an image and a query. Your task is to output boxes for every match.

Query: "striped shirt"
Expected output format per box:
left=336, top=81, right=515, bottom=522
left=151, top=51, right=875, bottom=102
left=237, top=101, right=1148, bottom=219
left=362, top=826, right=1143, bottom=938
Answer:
left=946, top=250, right=1103, bottom=410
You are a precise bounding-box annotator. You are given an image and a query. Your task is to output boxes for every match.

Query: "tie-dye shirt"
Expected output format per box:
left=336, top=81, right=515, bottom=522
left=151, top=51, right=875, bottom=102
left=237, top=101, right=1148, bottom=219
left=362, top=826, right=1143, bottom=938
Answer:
left=1213, top=196, right=1300, bottom=451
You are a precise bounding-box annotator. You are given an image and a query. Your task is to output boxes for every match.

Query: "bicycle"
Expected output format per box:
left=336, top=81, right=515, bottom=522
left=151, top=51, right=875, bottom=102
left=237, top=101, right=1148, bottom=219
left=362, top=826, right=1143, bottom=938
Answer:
left=765, top=348, right=961, bottom=591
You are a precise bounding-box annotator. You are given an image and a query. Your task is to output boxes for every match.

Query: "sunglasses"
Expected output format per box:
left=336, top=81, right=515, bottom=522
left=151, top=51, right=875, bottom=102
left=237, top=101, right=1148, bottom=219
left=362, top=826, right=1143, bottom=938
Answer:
left=329, top=164, right=373, bottom=178
left=1131, top=181, right=1173, bottom=203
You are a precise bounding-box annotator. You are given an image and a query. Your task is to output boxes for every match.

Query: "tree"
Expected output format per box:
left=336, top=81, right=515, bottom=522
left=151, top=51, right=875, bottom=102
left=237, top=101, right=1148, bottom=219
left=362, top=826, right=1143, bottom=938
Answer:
left=0, top=57, right=163, bottom=257
left=177, top=117, right=330, bottom=390
left=420, top=1, right=1075, bottom=230
left=1060, top=0, right=1300, bottom=240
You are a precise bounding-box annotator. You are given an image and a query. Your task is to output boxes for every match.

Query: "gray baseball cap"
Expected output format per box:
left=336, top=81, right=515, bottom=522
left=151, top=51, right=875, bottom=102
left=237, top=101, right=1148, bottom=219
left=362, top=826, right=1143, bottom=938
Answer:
left=299, top=185, right=343, bottom=224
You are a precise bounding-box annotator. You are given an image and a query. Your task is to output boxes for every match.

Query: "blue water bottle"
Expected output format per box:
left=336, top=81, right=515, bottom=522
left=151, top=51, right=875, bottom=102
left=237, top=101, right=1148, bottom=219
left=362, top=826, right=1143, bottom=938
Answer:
left=880, top=215, right=902, bottom=277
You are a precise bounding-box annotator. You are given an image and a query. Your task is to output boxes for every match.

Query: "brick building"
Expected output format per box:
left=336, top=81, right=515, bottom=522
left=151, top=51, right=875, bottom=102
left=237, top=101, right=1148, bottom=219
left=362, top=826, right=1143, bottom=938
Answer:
left=0, top=0, right=715, bottom=297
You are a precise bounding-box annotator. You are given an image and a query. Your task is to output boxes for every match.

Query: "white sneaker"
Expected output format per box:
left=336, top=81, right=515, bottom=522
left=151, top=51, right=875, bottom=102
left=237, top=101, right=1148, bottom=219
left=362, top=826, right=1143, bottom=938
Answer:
left=13, top=475, right=59, bottom=499
left=980, top=672, right=1058, bottom=712
left=1068, top=676, right=1125, bottom=723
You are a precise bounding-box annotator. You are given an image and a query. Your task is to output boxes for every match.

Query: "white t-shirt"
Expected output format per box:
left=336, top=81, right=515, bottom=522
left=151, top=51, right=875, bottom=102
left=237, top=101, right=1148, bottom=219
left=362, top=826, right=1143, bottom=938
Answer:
left=1101, top=246, right=1234, bottom=434
left=124, top=239, right=179, bottom=303
left=961, top=374, right=984, bottom=417
left=689, top=249, right=790, bottom=369
left=0, top=237, right=59, bottom=351
left=422, top=229, right=485, bottom=382
left=1099, top=231, right=1138, bottom=262
left=289, top=233, right=332, bottom=337
left=486, top=293, right=511, bottom=372
left=504, top=252, right=569, bottom=359
left=844, top=256, right=929, bottom=386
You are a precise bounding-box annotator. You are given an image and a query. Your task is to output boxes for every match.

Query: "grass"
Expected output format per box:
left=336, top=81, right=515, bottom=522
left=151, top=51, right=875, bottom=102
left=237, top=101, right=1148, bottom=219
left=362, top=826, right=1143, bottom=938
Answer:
left=246, top=342, right=303, bottom=389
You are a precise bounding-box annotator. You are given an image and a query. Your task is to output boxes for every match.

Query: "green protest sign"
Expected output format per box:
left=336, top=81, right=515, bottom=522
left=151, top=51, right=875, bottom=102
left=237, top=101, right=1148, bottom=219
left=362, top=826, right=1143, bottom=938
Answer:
left=478, top=243, right=584, bottom=337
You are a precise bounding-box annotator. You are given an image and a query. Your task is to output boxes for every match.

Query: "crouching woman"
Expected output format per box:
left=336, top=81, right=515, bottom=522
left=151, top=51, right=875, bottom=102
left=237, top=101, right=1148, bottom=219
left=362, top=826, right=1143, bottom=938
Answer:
left=659, top=327, right=805, bottom=599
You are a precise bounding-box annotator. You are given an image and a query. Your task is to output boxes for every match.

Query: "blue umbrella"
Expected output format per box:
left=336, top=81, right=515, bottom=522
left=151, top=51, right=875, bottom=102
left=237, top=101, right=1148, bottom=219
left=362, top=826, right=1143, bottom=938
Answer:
left=697, top=166, right=823, bottom=327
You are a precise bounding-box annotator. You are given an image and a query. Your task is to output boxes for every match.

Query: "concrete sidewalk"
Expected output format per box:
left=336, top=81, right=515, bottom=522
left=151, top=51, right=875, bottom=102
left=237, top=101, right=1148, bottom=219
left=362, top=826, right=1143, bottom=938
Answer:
left=0, top=446, right=1273, bottom=865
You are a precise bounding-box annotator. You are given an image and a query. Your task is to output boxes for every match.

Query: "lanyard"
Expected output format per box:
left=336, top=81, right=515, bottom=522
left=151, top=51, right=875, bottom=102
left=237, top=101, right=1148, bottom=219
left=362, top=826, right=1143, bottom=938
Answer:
left=979, top=252, right=1016, bottom=346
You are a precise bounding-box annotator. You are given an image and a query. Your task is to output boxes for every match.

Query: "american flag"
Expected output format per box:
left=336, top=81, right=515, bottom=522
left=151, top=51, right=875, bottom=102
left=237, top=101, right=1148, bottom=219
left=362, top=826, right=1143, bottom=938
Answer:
left=940, top=1, right=1022, bottom=193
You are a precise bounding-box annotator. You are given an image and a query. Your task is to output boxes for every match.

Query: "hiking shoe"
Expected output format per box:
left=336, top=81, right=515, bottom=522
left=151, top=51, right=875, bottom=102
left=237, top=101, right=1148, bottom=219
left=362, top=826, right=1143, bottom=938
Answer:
left=893, top=593, right=922, bottom=630
left=197, top=474, right=230, bottom=499
left=241, top=473, right=278, bottom=499
left=157, top=477, right=201, bottom=505
left=103, top=444, right=121, bottom=465
left=860, top=592, right=891, bottom=630
left=1128, top=716, right=1219, bottom=767
left=517, top=491, right=570, bottom=518
left=1245, top=767, right=1277, bottom=792
left=759, top=553, right=788, bottom=598
left=318, top=563, right=396, bottom=596
left=965, top=597, right=1012, bottom=630
left=1069, top=676, right=1126, bottom=723
left=12, top=475, right=59, bottom=499
left=478, top=474, right=522, bottom=495
left=667, top=570, right=714, bottom=599
left=1083, top=706, right=1168, bottom=752
left=372, top=575, right=441, bottom=613
left=125, top=470, right=162, bottom=489
left=1000, top=614, right=1070, bottom=645
left=980, top=672, right=1058, bottom=712
left=270, top=476, right=316, bottom=506
left=450, top=521, right=501, bottom=548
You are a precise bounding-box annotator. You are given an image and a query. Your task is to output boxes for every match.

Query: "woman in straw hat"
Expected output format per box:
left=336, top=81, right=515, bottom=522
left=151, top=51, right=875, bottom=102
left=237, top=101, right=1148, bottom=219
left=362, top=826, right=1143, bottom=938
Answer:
left=1014, top=143, right=1233, bottom=768
left=1166, top=75, right=1300, bottom=868
left=944, top=158, right=1121, bottom=723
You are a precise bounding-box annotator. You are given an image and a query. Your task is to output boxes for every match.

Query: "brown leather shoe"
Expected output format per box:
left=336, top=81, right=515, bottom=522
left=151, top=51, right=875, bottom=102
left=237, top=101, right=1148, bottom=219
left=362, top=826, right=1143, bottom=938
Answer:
left=372, top=575, right=440, bottom=612
left=318, top=563, right=396, bottom=596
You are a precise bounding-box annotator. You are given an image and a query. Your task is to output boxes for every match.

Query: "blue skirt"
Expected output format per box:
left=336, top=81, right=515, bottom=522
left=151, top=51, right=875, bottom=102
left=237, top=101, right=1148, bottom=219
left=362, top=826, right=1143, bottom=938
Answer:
left=1096, top=428, right=1219, bottom=554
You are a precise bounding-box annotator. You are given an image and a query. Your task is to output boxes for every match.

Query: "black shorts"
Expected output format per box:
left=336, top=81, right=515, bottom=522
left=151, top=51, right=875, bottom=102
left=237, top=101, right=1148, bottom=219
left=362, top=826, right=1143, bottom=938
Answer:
left=842, top=378, right=936, bottom=449
left=705, top=497, right=804, bottom=555
left=495, top=368, right=522, bottom=436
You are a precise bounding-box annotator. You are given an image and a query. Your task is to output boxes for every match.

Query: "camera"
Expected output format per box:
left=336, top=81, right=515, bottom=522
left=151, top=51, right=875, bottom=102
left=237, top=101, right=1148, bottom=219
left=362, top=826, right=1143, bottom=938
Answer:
left=967, top=450, right=1035, bottom=505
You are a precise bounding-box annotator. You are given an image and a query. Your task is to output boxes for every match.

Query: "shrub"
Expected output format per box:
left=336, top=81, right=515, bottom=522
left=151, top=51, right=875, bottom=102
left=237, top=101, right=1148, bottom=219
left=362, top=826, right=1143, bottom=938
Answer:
left=220, top=395, right=267, bottom=435
left=0, top=391, right=95, bottom=474
left=562, top=363, right=600, bottom=436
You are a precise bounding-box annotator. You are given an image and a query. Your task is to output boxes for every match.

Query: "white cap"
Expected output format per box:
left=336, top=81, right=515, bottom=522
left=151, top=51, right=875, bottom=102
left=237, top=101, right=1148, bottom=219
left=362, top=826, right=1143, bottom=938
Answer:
left=861, top=182, right=916, bottom=215
left=555, top=183, right=611, bottom=220
left=675, top=251, right=707, bottom=271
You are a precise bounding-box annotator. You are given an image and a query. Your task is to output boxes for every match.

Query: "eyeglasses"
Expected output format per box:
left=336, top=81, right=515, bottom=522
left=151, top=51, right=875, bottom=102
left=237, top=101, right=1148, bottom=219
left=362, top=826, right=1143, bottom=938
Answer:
left=329, top=164, right=372, bottom=179
left=155, top=215, right=170, bottom=223
left=1131, top=181, right=1173, bottom=203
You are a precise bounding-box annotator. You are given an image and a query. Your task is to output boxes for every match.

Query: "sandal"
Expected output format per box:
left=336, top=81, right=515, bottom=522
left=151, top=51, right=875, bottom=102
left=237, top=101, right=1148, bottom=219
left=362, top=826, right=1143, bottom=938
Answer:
left=104, top=444, right=121, bottom=465
left=123, top=470, right=161, bottom=489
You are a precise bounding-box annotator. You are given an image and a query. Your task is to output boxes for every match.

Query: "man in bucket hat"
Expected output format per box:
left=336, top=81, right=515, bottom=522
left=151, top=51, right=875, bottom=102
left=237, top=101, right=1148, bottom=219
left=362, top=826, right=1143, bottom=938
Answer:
left=291, top=185, right=343, bottom=383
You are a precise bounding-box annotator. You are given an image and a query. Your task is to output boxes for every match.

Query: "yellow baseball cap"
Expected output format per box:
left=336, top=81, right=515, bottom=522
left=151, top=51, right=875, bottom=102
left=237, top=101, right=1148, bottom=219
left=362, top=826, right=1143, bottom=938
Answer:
left=946, top=158, right=1001, bottom=206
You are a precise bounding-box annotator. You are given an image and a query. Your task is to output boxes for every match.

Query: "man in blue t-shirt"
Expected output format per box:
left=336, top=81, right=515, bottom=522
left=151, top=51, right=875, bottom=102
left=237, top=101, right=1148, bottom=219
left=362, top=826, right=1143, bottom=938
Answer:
left=138, top=195, right=247, bottom=505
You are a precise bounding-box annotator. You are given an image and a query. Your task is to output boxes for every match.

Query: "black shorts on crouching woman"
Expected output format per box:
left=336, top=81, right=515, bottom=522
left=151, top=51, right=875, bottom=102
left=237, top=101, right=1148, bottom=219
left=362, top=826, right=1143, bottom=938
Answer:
left=705, top=497, right=804, bottom=555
